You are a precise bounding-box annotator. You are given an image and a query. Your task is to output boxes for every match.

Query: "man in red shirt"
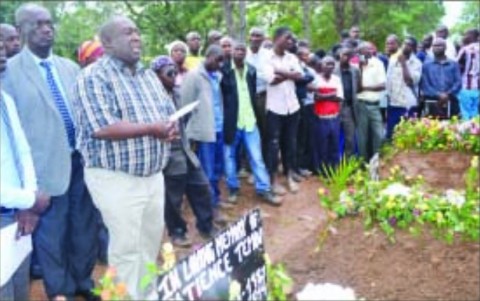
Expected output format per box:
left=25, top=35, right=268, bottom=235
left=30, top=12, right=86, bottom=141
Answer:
left=311, top=56, right=344, bottom=175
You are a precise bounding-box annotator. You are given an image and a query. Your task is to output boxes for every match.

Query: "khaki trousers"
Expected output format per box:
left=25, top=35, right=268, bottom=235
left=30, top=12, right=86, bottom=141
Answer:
left=84, top=168, right=164, bottom=300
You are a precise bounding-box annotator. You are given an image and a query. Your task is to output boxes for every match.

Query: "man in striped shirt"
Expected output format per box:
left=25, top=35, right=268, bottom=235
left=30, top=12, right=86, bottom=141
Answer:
left=72, top=16, right=177, bottom=300
left=456, top=29, right=479, bottom=120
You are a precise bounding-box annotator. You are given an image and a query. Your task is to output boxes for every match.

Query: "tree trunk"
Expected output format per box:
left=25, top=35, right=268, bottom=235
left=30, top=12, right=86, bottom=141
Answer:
left=333, top=0, right=346, bottom=36
left=238, top=0, right=247, bottom=41
left=301, top=0, right=311, bottom=41
left=351, top=0, right=361, bottom=27
left=223, top=0, right=235, bottom=38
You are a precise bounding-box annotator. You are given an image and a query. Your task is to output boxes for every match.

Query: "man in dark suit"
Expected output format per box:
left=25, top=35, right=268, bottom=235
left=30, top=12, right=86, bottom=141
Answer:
left=334, top=47, right=361, bottom=157
left=220, top=42, right=282, bottom=206
left=3, top=3, right=97, bottom=300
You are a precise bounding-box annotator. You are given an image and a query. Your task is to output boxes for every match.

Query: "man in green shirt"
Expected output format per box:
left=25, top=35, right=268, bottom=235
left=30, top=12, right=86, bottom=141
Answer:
left=221, top=42, right=282, bottom=206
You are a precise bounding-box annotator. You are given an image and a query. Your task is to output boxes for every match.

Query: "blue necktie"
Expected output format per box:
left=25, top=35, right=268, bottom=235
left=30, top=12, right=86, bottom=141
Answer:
left=39, top=61, right=75, bottom=148
left=1, top=95, right=25, bottom=187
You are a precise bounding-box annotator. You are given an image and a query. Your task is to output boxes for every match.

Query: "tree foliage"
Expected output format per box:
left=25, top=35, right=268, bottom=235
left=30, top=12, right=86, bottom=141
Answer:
left=452, top=1, right=480, bottom=36
left=1, top=0, right=446, bottom=62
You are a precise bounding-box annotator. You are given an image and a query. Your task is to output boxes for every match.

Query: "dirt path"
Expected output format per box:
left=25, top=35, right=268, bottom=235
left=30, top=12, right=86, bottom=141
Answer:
left=29, top=175, right=480, bottom=300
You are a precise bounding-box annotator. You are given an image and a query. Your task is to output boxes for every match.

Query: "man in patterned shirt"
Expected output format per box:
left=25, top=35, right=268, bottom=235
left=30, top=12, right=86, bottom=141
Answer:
left=72, top=16, right=177, bottom=300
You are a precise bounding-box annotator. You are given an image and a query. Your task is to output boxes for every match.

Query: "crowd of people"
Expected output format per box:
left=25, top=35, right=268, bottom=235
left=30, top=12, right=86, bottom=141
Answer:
left=1, top=2, right=479, bottom=301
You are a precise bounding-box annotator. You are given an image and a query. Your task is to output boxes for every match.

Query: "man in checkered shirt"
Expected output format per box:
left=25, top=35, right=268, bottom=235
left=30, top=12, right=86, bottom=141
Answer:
left=72, top=16, right=178, bottom=300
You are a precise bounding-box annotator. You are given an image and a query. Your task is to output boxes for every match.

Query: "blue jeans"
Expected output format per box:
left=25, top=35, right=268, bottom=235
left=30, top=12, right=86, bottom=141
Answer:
left=314, top=117, right=340, bottom=174
left=196, top=132, right=224, bottom=207
left=458, top=89, right=479, bottom=120
left=224, top=126, right=271, bottom=193
left=386, top=106, right=417, bottom=140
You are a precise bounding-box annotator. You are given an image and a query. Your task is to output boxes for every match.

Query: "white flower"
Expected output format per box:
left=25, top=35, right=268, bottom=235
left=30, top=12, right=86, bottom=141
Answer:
left=380, top=183, right=411, bottom=197
left=457, top=120, right=473, bottom=134
left=444, top=189, right=466, bottom=207
left=339, top=191, right=349, bottom=204
left=296, top=282, right=356, bottom=301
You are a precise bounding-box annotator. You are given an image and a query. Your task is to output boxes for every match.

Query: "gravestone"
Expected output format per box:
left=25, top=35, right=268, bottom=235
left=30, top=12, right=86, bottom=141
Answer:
left=157, top=208, right=267, bottom=301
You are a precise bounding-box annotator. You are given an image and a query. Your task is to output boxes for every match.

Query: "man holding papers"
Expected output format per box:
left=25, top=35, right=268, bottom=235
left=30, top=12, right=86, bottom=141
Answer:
left=0, top=37, right=50, bottom=301
left=71, top=16, right=177, bottom=300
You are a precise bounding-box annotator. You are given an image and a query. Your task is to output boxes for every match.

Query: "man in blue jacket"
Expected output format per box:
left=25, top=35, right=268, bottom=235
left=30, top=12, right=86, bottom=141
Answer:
left=421, top=38, right=462, bottom=118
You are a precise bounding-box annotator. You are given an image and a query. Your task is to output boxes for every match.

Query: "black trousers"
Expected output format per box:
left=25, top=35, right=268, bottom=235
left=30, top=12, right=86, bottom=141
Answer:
left=33, top=151, right=98, bottom=298
left=164, top=160, right=214, bottom=237
left=296, top=103, right=315, bottom=171
left=266, top=110, right=300, bottom=176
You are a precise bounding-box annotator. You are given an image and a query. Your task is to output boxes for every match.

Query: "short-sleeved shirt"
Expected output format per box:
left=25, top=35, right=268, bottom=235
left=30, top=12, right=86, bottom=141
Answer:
left=314, top=74, right=344, bottom=116
left=72, top=55, right=176, bottom=177
left=262, top=50, right=302, bottom=115
left=357, top=56, right=386, bottom=102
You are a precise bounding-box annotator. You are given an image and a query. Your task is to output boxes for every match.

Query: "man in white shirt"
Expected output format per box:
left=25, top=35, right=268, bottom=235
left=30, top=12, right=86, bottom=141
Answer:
left=356, top=42, right=386, bottom=161
left=261, top=27, right=303, bottom=194
left=246, top=27, right=269, bottom=158
left=0, top=36, right=50, bottom=301
left=386, top=37, right=422, bottom=140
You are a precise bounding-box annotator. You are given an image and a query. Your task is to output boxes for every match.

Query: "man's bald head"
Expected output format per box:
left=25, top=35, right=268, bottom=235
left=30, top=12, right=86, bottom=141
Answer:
left=98, top=15, right=142, bottom=66
left=436, top=25, right=449, bottom=39
left=15, top=3, right=54, bottom=57
left=385, top=34, right=400, bottom=55
left=432, top=37, right=446, bottom=58
left=186, top=31, right=201, bottom=55
left=0, top=23, right=21, bottom=58
left=207, top=29, right=222, bottom=46
left=99, top=15, right=133, bottom=45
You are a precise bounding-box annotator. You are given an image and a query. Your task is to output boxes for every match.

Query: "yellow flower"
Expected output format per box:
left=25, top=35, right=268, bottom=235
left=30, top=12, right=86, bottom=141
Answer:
left=229, top=280, right=241, bottom=301
left=162, top=243, right=176, bottom=270
left=104, top=266, right=117, bottom=279
left=471, top=156, right=479, bottom=168
left=264, top=253, right=271, bottom=265
left=436, top=212, right=444, bottom=222
left=318, top=188, right=326, bottom=196
left=101, top=290, right=112, bottom=301
left=115, top=283, right=127, bottom=297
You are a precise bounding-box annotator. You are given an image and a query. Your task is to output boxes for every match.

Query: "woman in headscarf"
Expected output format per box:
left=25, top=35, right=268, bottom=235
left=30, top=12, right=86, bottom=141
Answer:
left=150, top=55, right=218, bottom=247
left=166, top=40, right=189, bottom=90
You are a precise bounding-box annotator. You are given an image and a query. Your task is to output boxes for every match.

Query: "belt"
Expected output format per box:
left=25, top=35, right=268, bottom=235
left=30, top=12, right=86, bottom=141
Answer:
left=0, top=207, right=18, bottom=215
left=317, top=114, right=339, bottom=119
left=359, top=100, right=380, bottom=106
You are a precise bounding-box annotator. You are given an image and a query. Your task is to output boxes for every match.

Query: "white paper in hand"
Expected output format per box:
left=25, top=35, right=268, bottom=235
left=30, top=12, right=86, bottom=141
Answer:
left=0, top=222, right=32, bottom=286
left=169, top=101, right=199, bottom=122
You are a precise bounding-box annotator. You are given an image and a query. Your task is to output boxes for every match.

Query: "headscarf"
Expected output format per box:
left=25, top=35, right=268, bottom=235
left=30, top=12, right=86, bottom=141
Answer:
left=77, top=40, right=104, bottom=65
left=165, top=40, right=189, bottom=56
left=150, top=55, right=175, bottom=72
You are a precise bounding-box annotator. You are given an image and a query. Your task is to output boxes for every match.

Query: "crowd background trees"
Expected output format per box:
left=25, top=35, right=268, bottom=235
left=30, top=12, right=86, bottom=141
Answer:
left=1, top=0, right=479, bottom=63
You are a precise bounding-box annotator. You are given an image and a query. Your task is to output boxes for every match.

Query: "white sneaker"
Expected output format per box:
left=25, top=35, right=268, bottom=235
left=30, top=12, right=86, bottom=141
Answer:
left=287, top=177, right=299, bottom=194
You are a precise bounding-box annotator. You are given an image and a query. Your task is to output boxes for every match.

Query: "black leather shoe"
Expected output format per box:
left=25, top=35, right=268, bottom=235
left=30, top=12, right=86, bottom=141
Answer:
left=30, top=263, right=43, bottom=280
left=75, top=290, right=101, bottom=301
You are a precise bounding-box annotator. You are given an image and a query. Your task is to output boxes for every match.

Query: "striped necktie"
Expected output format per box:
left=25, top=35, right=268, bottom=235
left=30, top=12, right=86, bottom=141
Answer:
left=1, top=95, right=25, bottom=187
left=39, top=60, right=75, bottom=148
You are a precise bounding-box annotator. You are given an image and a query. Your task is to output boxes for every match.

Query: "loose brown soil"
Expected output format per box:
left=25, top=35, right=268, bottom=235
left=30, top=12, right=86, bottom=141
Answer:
left=30, top=171, right=480, bottom=300
left=380, top=150, right=473, bottom=190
